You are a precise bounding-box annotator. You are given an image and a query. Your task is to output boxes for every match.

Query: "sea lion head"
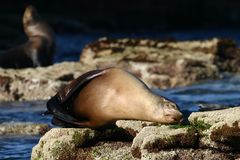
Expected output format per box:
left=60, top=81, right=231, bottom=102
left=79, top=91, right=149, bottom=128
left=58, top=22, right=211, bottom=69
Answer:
left=23, top=5, right=54, bottom=39
left=23, top=5, right=40, bottom=26
left=152, top=97, right=183, bottom=124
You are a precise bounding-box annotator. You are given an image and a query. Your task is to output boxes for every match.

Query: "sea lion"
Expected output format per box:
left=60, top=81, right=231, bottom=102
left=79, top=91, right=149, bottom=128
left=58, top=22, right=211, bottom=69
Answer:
left=0, top=5, right=55, bottom=68
left=46, top=68, right=183, bottom=129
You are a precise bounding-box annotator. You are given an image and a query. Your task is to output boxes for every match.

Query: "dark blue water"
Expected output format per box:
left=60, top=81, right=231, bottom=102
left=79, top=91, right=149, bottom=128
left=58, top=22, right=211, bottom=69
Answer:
left=0, top=136, right=40, bottom=160
left=1, top=30, right=240, bottom=159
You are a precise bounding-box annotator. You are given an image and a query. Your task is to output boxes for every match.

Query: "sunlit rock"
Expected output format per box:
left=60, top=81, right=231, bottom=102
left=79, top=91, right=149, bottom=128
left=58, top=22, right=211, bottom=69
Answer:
left=131, top=125, right=198, bottom=159
left=81, top=38, right=240, bottom=88
left=189, top=107, right=240, bottom=151
left=0, top=122, right=50, bottom=135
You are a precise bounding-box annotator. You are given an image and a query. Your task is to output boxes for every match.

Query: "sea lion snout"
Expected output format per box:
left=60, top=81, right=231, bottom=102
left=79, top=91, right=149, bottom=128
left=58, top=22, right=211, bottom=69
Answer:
left=155, top=101, right=183, bottom=124
left=163, top=108, right=183, bottom=123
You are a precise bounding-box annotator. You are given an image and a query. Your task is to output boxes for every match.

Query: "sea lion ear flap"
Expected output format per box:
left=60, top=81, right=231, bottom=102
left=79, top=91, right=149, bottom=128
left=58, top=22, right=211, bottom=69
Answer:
left=57, top=69, right=106, bottom=104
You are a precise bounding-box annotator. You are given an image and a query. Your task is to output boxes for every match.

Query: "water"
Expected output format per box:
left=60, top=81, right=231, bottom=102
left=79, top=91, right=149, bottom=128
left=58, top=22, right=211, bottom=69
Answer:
left=0, top=136, right=40, bottom=160
left=0, top=101, right=51, bottom=160
left=1, top=30, right=240, bottom=159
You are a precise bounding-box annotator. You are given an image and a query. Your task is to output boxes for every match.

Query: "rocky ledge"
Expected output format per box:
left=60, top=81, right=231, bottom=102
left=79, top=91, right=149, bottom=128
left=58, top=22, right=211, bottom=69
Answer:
left=81, top=38, right=240, bottom=88
left=0, top=38, right=240, bottom=101
left=0, top=122, right=50, bottom=136
left=31, top=107, right=240, bottom=160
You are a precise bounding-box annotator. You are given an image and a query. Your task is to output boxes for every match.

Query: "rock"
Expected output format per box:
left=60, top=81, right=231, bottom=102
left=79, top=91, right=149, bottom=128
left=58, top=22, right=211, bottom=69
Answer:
left=0, top=122, right=50, bottom=135
left=32, top=107, right=240, bottom=160
left=31, top=127, right=133, bottom=160
left=0, top=62, right=92, bottom=101
left=76, top=141, right=135, bottom=160
left=140, top=148, right=239, bottom=160
left=116, top=120, right=160, bottom=137
left=31, top=128, right=95, bottom=160
left=0, top=38, right=240, bottom=101
left=131, top=125, right=198, bottom=159
left=189, top=107, right=240, bottom=151
left=80, top=38, right=240, bottom=89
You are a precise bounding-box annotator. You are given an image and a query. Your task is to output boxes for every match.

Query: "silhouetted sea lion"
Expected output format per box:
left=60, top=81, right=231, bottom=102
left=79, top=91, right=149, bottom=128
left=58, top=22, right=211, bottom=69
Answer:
left=46, top=68, right=183, bottom=129
left=0, top=5, right=55, bottom=68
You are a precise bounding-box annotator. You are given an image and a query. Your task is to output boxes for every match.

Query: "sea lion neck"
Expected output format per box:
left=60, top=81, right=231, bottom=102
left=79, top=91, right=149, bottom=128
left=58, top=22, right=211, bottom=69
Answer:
left=130, top=89, right=161, bottom=121
left=24, top=23, right=54, bottom=39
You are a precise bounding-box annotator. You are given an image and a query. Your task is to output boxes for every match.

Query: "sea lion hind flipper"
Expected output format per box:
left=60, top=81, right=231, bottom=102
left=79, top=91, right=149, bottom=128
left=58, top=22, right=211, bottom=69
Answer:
left=46, top=95, right=87, bottom=127
left=58, top=69, right=105, bottom=104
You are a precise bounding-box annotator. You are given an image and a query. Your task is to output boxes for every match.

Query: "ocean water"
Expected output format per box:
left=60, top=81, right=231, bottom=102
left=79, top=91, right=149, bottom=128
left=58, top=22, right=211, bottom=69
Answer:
left=1, top=30, right=240, bottom=159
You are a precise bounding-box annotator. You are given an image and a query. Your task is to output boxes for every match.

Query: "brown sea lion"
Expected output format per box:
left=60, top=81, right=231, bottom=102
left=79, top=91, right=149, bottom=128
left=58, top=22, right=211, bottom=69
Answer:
left=0, top=5, right=55, bottom=68
left=46, top=68, right=183, bottom=129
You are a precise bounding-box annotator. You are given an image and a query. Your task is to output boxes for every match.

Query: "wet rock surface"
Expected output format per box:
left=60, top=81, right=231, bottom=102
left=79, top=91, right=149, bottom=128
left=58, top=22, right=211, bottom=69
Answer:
left=0, top=38, right=240, bottom=101
left=32, top=107, right=240, bottom=160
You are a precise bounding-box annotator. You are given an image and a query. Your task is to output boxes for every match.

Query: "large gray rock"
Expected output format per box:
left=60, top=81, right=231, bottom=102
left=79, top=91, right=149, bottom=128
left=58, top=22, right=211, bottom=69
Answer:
left=80, top=38, right=240, bottom=89
left=31, top=128, right=95, bottom=160
left=31, top=127, right=133, bottom=160
left=0, top=62, right=92, bottom=101
left=32, top=107, right=240, bottom=160
left=189, top=107, right=240, bottom=151
left=131, top=125, right=198, bottom=159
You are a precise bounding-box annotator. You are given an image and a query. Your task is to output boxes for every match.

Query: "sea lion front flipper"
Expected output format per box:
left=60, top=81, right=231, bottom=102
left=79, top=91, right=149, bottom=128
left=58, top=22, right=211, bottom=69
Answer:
left=46, top=69, right=106, bottom=127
